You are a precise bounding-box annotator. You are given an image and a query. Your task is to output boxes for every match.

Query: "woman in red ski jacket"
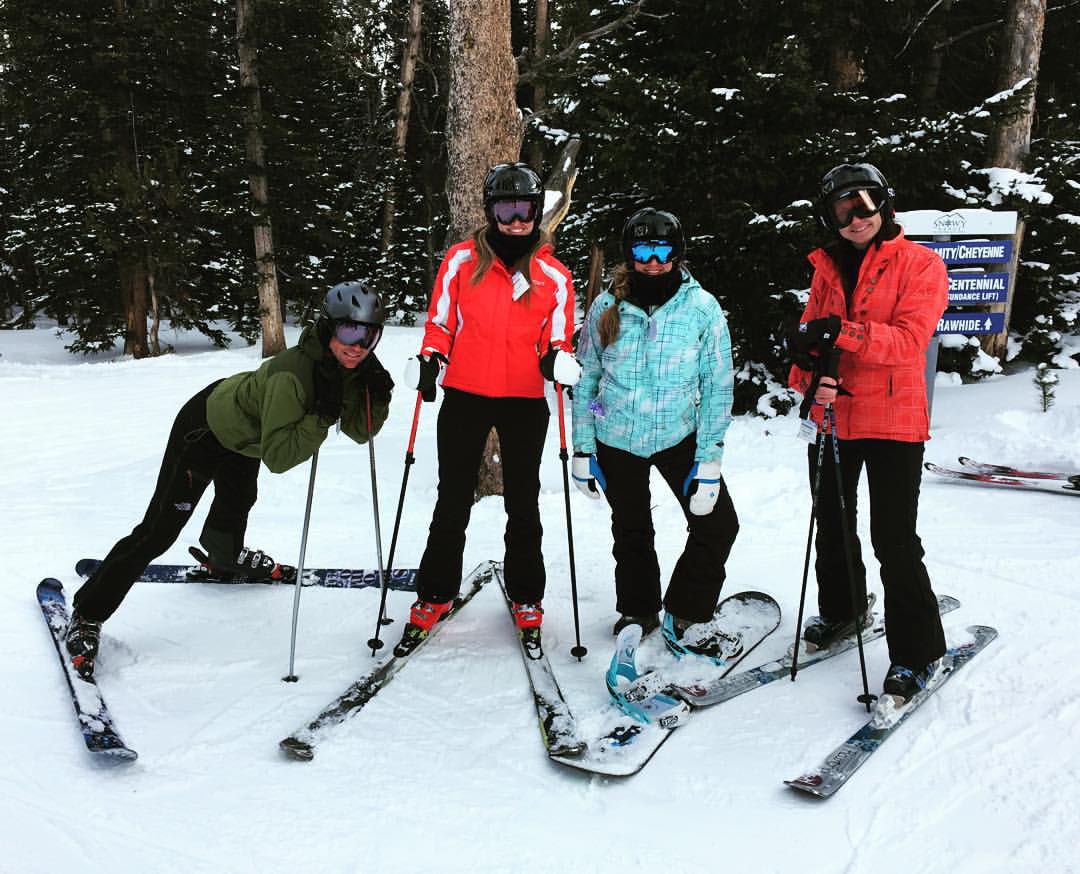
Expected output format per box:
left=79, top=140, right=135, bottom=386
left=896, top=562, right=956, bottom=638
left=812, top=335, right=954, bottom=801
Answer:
left=787, top=162, right=948, bottom=704
left=395, top=162, right=579, bottom=657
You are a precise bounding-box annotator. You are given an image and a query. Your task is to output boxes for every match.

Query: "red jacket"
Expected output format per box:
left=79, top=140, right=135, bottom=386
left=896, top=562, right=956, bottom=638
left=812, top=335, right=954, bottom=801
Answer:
left=421, top=240, right=575, bottom=398
left=789, top=230, right=948, bottom=442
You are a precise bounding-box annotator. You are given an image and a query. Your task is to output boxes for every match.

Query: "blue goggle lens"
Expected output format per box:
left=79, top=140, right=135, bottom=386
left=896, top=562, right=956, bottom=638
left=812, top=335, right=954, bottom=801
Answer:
left=630, top=241, right=675, bottom=264
left=334, top=321, right=382, bottom=349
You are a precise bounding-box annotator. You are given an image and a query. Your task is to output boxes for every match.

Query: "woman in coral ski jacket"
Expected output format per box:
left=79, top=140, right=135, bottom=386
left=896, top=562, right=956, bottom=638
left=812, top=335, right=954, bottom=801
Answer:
left=787, top=162, right=948, bottom=705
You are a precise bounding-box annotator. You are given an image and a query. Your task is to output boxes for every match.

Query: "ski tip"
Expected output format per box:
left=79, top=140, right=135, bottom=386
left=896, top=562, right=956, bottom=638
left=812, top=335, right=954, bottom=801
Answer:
left=37, top=578, right=64, bottom=595
left=784, top=776, right=831, bottom=798
left=279, top=737, right=315, bottom=762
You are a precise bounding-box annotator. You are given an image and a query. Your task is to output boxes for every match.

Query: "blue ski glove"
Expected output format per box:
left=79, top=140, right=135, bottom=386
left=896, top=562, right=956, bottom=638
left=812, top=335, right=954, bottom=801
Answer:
left=572, top=452, right=607, bottom=499
left=682, top=461, right=723, bottom=516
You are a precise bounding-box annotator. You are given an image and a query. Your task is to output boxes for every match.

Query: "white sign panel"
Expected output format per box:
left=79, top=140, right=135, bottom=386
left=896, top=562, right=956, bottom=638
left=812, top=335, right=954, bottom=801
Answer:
left=896, top=209, right=1018, bottom=236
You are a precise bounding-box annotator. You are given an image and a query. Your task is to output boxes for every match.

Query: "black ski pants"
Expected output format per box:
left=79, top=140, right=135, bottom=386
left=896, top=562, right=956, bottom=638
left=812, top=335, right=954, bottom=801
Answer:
left=73, top=381, right=260, bottom=622
left=596, top=433, right=739, bottom=623
left=809, top=436, right=946, bottom=668
left=416, top=388, right=549, bottom=605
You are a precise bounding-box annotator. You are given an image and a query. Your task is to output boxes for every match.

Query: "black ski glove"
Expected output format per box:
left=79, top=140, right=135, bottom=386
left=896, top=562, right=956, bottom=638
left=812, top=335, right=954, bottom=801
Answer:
left=313, top=359, right=344, bottom=423
left=412, top=352, right=448, bottom=403
left=363, top=363, right=394, bottom=407
left=800, top=315, right=843, bottom=347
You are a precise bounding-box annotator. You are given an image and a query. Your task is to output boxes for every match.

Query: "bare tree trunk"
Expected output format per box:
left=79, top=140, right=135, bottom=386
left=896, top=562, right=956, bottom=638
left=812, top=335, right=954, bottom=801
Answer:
left=381, top=0, right=424, bottom=253
left=121, top=260, right=149, bottom=358
left=445, top=0, right=522, bottom=248
left=981, top=0, right=1047, bottom=361
left=446, top=0, right=524, bottom=499
left=527, top=0, right=549, bottom=171
left=585, top=242, right=604, bottom=314
left=147, top=264, right=161, bottom=356
left=237, top=0, right=285, bottom=358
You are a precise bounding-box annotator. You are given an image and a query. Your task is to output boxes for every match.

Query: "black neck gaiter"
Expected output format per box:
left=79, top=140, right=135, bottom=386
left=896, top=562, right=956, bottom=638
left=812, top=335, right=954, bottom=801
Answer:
left=486, top=225, right=540, bottom=270
left=627, top=267, right=682, bottom=310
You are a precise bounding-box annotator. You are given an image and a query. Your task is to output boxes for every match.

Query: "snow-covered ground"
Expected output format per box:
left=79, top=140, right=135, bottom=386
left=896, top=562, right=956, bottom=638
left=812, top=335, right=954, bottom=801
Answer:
left=1, top=322, right=1078, bottom=874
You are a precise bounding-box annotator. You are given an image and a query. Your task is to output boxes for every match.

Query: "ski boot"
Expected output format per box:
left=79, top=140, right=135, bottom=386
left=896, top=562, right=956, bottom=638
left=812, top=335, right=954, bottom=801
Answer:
left=511, top=602, right=543, bottom=659
left=188, top=545, right=296, bottom=582
left=612, top=612, right=661, bottom=637
left=393, top=598, right=454, bottom=657
left=661, top=612, right=743, bottom=667
left=882, top=660, right=939, bottom=704
left=801, top=593, right=876, bottom=653
left=65, top=609, right=102, bottom=679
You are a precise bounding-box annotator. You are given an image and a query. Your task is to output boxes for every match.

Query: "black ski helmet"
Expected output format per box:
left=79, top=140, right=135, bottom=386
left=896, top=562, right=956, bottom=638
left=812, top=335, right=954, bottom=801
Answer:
left=622, top=208, right=685, bottom=264
left=321, top=280, right=386, bottom=326
left=482, top=162, right=543, bottom=223
left=816, top=163, right=895, bottom=232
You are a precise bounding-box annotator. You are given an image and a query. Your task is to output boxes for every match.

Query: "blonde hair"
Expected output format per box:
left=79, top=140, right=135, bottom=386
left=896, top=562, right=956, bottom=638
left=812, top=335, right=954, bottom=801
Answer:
left=597, top=263, right=632, bottom=348
left=469, top=225, right=552, bottom=298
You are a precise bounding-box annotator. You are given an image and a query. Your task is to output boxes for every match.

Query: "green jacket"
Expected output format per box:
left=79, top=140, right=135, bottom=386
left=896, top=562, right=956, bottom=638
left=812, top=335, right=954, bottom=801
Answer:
left=206, top=325, right=391, bottom=474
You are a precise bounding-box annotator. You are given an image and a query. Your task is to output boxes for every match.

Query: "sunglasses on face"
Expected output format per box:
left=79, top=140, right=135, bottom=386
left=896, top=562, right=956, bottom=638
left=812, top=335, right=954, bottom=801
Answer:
left=831, top=188, right=886, bottom=228
left=491, top=199, right=539, bottom=225
left=629, top=240, right=676, bottom=264
left=333, top=320, right=382, bottom=349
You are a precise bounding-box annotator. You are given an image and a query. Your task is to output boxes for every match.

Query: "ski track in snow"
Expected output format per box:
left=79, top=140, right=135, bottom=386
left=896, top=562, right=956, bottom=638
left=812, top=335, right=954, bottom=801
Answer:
left=2, top=322, right=1079, bottom=873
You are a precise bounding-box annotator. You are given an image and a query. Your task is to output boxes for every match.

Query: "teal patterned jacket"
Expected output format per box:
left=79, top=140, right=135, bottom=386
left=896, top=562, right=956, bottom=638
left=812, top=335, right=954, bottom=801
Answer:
left=572, top=271, right=733, bottom=465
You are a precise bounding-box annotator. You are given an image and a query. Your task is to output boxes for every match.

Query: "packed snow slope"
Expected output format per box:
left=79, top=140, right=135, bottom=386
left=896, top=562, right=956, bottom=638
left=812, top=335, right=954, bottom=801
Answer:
left=1, top=323, right=1078, bottom=874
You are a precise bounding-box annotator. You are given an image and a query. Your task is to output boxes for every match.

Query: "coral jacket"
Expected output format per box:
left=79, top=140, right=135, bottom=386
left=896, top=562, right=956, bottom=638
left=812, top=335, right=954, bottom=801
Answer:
left=421, top=240, right=575, bottom=399
left=789, top=230, right=948, bottom=442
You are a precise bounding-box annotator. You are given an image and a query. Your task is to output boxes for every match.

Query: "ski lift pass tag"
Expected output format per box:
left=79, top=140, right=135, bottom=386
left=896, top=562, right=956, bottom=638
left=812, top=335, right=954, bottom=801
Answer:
left=512, top=272, right=530, bottom=300
left=797, top=417, right=818, bottom=443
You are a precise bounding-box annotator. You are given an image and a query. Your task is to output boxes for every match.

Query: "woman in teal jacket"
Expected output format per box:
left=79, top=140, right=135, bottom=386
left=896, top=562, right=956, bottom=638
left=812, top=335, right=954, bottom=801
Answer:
left=572, top=208, right=740, bottom=664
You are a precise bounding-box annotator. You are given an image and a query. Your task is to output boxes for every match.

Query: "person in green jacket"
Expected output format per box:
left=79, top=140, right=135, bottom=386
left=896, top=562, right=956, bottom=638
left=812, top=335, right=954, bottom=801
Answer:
left=65, top=282, right=393, bottom=679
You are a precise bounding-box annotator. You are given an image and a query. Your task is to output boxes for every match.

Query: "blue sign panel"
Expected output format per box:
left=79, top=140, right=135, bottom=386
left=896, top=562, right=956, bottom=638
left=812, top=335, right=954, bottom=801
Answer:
left=947, top=272, right=1011, bottom=305
left=936, top=312, right=1007, bottom=335
left=919, top=240, right=1012, bottom=264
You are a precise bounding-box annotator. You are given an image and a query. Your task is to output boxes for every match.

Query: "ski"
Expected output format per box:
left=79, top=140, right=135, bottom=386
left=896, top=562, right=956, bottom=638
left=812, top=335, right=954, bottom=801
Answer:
left=279, top=561, right=494, bottom=761
left=681, top=594, right=959, bottom=708
left=36, top=579, right=137, bottom=761
left=76, top=558, right=419, bottom=590
left=925, top=462, right=1080, bottom=496
left=550, top=591, right=780, bottom=777
left=785, top=624, right=998, bottom=798
left=493, top=565, right=586, bottom=758
left=958, top=456, right=1080, bottom=484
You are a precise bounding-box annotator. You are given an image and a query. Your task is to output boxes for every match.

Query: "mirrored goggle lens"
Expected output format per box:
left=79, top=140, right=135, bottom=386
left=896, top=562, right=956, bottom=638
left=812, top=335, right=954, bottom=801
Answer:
left=630, top=241, right=675, bottom=264
left=334, top=321, right=382, bottom=349
left=831, top=188, right=886, bottom=228
left=492, top=199, right=538, bottom=224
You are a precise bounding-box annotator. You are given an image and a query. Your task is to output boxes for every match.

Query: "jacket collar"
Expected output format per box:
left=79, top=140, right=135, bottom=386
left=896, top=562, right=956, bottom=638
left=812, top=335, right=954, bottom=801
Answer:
left=807, top=226, right=907, bottom=275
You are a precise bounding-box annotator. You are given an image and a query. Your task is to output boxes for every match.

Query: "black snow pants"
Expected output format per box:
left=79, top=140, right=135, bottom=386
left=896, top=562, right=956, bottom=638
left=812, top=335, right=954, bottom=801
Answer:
left=809, top=436, right=946, bottom=668
left=415, top=388, right=549, bottom=605
left=596, top=433, right=739, bottom=624
left=73, top=381, right=260, bottom=622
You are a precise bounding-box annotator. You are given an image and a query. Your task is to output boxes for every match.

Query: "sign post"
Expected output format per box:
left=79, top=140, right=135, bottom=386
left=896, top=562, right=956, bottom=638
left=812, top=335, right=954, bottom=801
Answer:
left=895, top=209, right=1019, bottom=418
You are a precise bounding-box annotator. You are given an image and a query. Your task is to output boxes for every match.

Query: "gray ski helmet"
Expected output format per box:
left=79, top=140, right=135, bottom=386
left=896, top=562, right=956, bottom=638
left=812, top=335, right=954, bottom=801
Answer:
left=482, top=162, right=543, bottom=221
left=321, top=280, right=386, bottom=326
left=622, top=208, right=685, bottom=263
left=816, top=163, right=894, bottom=232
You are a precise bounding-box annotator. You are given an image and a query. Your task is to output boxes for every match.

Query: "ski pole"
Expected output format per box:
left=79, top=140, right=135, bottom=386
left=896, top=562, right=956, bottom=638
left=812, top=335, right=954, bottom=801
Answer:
left=555, top=384, right=587, bottom=660
left=367, top=391, right=423, bottom=654
left=283, top=449, right=319, bottom=682
left=825, top=403, right=877, bottom=712
left=790, top=424, right=829, bottom=681
left=790, top=348, right=839, bottom=681
left=361, top=388, right=389, bottom=657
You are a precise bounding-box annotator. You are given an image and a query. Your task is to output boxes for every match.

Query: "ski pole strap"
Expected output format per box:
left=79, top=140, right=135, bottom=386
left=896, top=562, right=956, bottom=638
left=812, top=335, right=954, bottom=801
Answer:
left=797, top=345, right=842, bottom=420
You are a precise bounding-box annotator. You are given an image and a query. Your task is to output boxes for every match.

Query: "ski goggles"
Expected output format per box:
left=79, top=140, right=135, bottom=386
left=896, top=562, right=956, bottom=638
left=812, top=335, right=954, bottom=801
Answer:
left=333, top=320, right=382, bottom=349
left=491, top=198, right=539, bottom=225
left=629, top=240, right=676, bottom=264
left=830, top=188, right=887, bottom=229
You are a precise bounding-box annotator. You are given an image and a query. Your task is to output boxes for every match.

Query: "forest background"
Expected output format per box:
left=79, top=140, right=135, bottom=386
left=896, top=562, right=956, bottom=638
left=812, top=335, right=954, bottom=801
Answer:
left=2, top=0, right=1078, bottom=415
